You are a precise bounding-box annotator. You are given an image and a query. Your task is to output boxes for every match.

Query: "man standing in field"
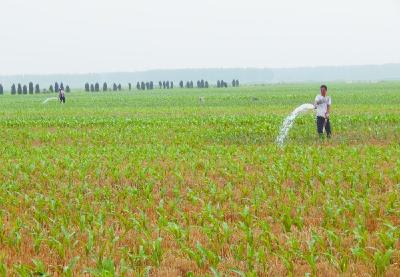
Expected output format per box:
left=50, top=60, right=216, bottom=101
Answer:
left=59, top=88, right=66, bottom=104
left=314, top=85, right=331, bottom=138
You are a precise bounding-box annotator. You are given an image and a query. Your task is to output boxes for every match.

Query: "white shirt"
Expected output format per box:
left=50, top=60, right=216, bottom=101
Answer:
left=315, top=95, right=331, bottom=117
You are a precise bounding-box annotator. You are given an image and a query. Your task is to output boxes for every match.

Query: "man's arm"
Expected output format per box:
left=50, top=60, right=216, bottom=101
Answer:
left=314, top=96, right=320, bottom=108
left=326, top=97, right=331, bottom=118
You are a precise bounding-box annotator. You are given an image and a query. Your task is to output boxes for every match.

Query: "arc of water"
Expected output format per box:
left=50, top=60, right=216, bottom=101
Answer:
left=42, top=97, right=58, bottom=104
left=276, top=103, right=315, bottom=146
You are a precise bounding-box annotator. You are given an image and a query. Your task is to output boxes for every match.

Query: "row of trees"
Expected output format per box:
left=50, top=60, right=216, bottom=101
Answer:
left=85, top=81, right=166, bottom=91
left=84, top=83, right=123, bottom=92
left=7, top=82, right=70, bottom=95
left=217, top=80, right=228, bottom=88
left=1, top=79, right=240, bottom=95
left=83, top=79, right=239, bottom=92
left=158, top=81, right=173, bottom=89
left=136, top=82, right=155, bottom=90
left=48, top=82, right=70, bottom=93
left=196, top=80, right=209, bottom=89
left=179, top=81, right=194, bottom=88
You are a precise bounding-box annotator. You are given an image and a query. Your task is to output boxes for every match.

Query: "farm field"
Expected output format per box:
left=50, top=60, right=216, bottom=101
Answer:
left=0, top=83, right=399, bottom=276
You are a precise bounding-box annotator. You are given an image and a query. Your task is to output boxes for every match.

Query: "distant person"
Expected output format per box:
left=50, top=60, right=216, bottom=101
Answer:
left=314, top=85, right=331, bottom=138
left=59, top=88, right=66, bottom=103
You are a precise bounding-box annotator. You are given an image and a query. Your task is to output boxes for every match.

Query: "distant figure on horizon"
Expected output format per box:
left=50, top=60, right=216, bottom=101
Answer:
left=59, top=88, right=66, bottom=103
left=314, top=85, right=331, bottom=138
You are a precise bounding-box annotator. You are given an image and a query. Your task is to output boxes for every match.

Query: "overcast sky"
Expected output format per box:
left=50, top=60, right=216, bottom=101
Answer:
left=0, top=0, right=399, bottom=75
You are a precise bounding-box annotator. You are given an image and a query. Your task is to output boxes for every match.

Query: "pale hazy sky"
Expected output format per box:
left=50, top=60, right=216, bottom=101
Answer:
left=1, top=0, right=399, bottom=75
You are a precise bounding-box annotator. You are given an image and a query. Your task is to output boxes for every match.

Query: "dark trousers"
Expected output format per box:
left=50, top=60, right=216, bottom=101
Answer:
left=317, top=116, right=331, bottom=138
left=60, top=96, right=65, bottom=103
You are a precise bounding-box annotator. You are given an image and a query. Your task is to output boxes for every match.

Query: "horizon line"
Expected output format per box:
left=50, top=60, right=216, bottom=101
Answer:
left=1, top=63, right=399, bottom=77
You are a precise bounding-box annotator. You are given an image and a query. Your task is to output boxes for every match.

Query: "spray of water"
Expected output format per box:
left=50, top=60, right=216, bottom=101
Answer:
left=42, top=97, right=58, bottom=104
left=276, top=103, right=315, bottom=146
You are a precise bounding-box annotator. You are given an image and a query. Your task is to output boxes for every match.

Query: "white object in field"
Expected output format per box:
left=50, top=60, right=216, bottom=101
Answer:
left=42, top=97, right=58, bottom=104
left=276, top=103, right=315, bottom=146
left=199, top=96, right=205, bottom=103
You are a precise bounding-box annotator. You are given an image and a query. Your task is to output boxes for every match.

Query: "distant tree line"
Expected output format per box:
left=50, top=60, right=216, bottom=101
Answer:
left=217, top=80, right=228, bottom=88
left=158, top=81, right=173, bottom=89
left=80, top=79, right=239, bottom=93
left=177, top=80, right=232, bottom=89
left=84, top=82, right=162, bottom=92
left=177, top=81, right=194, bottom=88
left=85, top=82, right=122, bottom=92
left=1, top=79, right=238, bottom=95
left=8, top=82, right=70, bottom=95
left=137, top=81, right=154, bottom=90
left=196, top=80, right=209, bottom=89
left=186, top=81, right=194, bottom=88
